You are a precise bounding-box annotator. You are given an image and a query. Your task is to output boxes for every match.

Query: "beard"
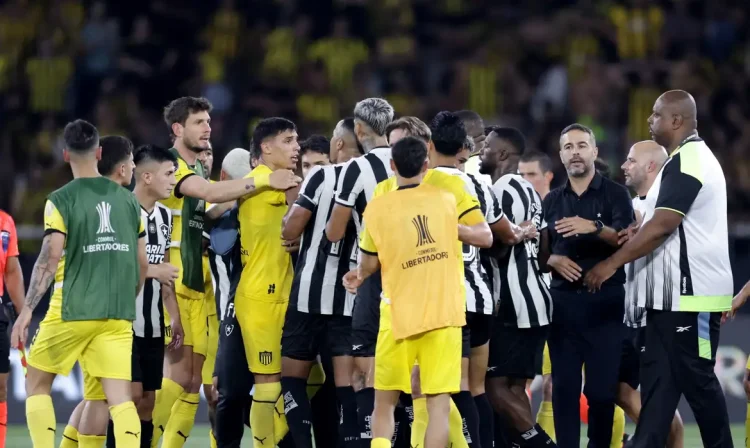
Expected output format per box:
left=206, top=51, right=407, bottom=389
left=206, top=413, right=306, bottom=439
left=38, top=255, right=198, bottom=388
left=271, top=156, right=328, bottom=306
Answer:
left=183, top=135, right=206, bottom=153
left=566, top=162, right=590, bottom=178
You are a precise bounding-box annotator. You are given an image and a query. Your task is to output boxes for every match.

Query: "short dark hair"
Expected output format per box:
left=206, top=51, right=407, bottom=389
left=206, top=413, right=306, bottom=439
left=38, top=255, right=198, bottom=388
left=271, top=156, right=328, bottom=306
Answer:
left=595, top=158, right=612, bottom=179
left=560, top=123, right=596, bottom=146
left=163, top=97, right=213, bottom=136
left=454, top=110, right=483, bottom=132
left=134, top=144, right=177, bottom=167
left=251, top=117, right=297, bottom=159
left=519, top=151, right=553, bottom=173
left=342, top=117, right=365, bottom=154
left=430, top=111, right=467, bottom=156
left=98, top=136, right=134, bottom=176
left=63, top=119, right=99, bottom=153
left=484, top=125, right=499, bottom=136
left=300, top=135, right=330, bottom=156
left=391, top=137, right=427, bottom=178
left=491, top=127, right=526, bottom=154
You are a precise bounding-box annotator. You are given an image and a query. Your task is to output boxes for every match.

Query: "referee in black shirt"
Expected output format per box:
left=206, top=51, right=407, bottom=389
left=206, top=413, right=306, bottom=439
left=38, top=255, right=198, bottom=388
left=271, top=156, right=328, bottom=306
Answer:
left=540, top=124, right=634, bottom=448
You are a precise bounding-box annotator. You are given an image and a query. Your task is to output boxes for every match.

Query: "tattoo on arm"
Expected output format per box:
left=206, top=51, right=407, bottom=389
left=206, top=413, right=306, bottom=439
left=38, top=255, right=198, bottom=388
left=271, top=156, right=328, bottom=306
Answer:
left=24, top=237, right=57, bottom=311
left=245, top=183, right=254, bottom=191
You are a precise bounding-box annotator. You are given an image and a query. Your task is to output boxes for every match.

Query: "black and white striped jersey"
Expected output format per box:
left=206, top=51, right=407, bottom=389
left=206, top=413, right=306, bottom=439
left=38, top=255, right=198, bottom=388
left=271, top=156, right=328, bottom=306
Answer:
left=434, top=167, right=503, bottom=315
left=491, top=174, right=552, bottom=328
left=624, top=196, right=648, bottom=328
left=334, top=147, right=393, bottom=236
left=291, top=164, right=358, bottom=316
left=134, top=202, right=171, bottom=338
left=205, top=206, right=242, bottom=321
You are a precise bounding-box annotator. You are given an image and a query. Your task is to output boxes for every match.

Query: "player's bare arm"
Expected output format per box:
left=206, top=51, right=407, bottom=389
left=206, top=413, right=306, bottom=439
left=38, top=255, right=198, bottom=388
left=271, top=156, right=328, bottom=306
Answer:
left=137, top=235, right=148, bottom=295
left=343, top=252, right=380, bottom=294
left=281, top=204, right=314, bottom=241
left=206, top=201, right=235, bottom=220
left=10, top=232, right=64, bottom=347
left=490, top=216, right=537, bottom=246
left=178, top=169, right=301, bottom=204
left=4, top=255, right=25, bottom=313
left=556, top=216, right=620, bottom=247
left=585, top=209, right=683, bottom=291
left=326, top=204, right=352, bottom=243
left=457, top=221, right=493, bottom=248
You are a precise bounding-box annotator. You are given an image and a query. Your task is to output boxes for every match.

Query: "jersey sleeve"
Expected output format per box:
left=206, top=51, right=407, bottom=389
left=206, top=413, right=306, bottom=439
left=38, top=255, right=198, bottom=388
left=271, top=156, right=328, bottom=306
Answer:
left=296, top=166, right=325, bottom=211
left=3, top=214, right=18, bottom=257
left=372, top=178, right=395, bottom=199
left=492, top=176, right=525, bottom=225
left=165, top=208, right=173, bottom=249
left=484, top=186, right=504, bottom=225
left=655, top=153, right=703, bottom=216
left=174, top=158, right=197, bottom=199
left=359, top=224, right=378, bottom=255
left=336, top=159, right=362, bottom=207
left=43, top=200, right=66, bottom=235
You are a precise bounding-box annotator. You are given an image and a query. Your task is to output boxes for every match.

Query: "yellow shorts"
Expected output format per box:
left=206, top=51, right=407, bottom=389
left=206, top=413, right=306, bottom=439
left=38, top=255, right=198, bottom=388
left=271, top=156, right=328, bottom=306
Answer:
left=375, top=302, right=462, bottom=395
left=202, top=310, right=219, bottom=384
left=164, top=293, right=208, bottom=356
left=28, top=315, right=132, bottom=381
left=236, top=297, right=288, bottom=374
left=82, top=368, right=106, bottom=401
left=542, top=342, right=552, bottom=376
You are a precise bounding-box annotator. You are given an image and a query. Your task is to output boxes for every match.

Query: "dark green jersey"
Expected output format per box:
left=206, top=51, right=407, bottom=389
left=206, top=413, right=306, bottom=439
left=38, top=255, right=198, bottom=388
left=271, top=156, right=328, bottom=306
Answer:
left=45, top=177, right=144, bottom=321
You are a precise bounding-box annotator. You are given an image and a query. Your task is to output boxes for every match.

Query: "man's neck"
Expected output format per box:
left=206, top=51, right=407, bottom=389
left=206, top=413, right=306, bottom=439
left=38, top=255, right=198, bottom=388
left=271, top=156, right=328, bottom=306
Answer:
left=360, top=135, right=389, bottom=153
left=134, top=186, right=157, bottom=212
left=429, top=154, right=457, bottom=169
left=539, top=187, right=550, bottom=200
left=174, top=140, right=198, bottom=165
left=636, top=176, right=657, bottom=198
left=491, top=159, right=519, bottom=184
left=70, top=161, right=101, bottom=179
left=568, top=170, right=595, bottom=195
left=260, top=159, right=284, bottom=172
left=667, top=130, right=699, bottom=155
left=396, top=173, right=424, bottom=187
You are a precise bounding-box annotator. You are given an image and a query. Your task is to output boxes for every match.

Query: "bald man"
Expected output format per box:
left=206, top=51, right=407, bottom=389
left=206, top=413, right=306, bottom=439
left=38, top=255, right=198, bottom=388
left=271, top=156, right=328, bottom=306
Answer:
left=586, top=90, right=734, bottom=448
left=330, top=118, right=364, bottom=165
left=618, top=141, right=684, bottom=448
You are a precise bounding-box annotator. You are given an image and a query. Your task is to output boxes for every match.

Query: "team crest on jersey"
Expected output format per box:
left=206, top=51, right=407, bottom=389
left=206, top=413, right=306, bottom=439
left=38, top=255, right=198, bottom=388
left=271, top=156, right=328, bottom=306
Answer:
left=1, top=230, right=9, bottom=252
left=95, top=201, right=115, bottom=234
left=412, top=215, right=435, bottom=247
left=224, top=324, right=234, bottom=336
left=259, top=351, right=273, bottom=365
left=160, top=223, right=170, bottom=239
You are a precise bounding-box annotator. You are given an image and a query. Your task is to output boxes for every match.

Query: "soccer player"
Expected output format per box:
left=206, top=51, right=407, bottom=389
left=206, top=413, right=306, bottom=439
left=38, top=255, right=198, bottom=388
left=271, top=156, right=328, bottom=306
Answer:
left=326, top=98, right=395, bottom=444
left=61, top=135, right=152, bottom=448
left=586, top=90, right=733, bottom=448
left=479, top=127, right=556, bottom=448
left=330, top=117, right=365, bottom=164
left=343, top=136, right=489, bottom=448
left=618, top=140, right=684, bottom=448
left=0, top=209, right=23, bottom=448
left=152, top=97, right=301, bottom=448
left=518, top=151, right=554, bottom=200
left=300, top=134, right=331, bottom=178
left=236, top=117, right=301, bottom=448
left=280, top=118, right=366, bottom=448
left=455, top=110, right=491, bottom=186
left=10, top=119, right=148, bottom=448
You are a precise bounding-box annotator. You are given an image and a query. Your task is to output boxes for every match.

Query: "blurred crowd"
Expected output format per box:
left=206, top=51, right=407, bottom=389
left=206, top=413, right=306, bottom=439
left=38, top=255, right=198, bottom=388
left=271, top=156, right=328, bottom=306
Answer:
left=2, top=0, right=750, bottom=252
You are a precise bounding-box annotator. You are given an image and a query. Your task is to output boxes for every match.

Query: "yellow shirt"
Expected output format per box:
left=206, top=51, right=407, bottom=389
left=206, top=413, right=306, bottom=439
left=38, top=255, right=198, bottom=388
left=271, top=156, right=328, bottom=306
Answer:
left=236, top=165, right=293, bottom=303
left=360, top=183, right=467, bottom=340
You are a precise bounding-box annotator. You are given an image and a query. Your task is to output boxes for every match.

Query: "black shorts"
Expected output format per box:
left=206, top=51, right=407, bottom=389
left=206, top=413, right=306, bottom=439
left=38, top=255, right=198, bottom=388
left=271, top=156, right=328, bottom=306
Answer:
left=466, top=312, right=493, bottom=348
left=281, top=308, right=353, bottom=361
left=618, top=326, right=645, bottom=390
left=487, top=324, right=548, bottom=380
left=351, top=272, right=381, bottom=358
left=0, top=320, right=8, bottom=374
left=132, top=336, right=165, bottom=392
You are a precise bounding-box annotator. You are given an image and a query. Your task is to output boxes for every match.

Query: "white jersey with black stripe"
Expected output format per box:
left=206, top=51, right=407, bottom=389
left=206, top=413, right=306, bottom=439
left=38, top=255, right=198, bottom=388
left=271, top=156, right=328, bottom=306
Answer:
left=134, top=202, right=171, bottom=338
left=434, top=167, right=502, bottom=315
left=491, top=174, right=552, bottom=328
left=624, top=196, right=648, bottom=328
left=292, top=164, right=357, bottom=316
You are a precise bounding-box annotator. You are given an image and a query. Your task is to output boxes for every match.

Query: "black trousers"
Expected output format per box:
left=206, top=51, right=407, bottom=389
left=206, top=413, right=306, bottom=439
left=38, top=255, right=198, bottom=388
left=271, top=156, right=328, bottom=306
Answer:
left=633, top=310, right=732, bottom=448
left=548, top=286, right=624, bottom=448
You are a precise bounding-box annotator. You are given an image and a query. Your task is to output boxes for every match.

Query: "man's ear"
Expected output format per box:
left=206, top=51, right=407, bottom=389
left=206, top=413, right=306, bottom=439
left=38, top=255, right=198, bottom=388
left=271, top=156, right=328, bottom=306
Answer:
left=390, top=158, right=396, bottom=173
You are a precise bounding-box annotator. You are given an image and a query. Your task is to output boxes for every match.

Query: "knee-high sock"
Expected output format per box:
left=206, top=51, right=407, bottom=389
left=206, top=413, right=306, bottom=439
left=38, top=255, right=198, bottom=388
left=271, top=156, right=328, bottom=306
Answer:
left=392, top=405, right=409, bottom=447
left=251, top=382, right=281, bottom=448
left=109, top=401, right=141, bottom=448
left=60, top=424, right=80, bottom=448
left=536, top=401, right=555, bottom=442
left=78, top=435, right=106, bottom=448
left=474, top=394, right=493, bottom=448
left=0, top=401, right=6, bottom=448
left=209, top=429, right=217, bottom=448
left=150, top=378, right=184, bottom=447
left=746, top=403, right=750, bottom=448
left=337, top=386, right=361, bottom=446
left=451, top=391, right=480, bottom=447
left=356, top=388, right=375, bottom=443
left=410, top=398, right=428, bottom=448
left=162, top=392, right=200, bottom=448
left=610, top=406, right=625, bottom=448
left=140, top=421, right=154, bottom=448
left=448, top=399, right=469, bottom=448
left=371, top=438, right=391, bottom=448
left=281, top=377, right=313, bottom=448
left=27, top=395, right=57, bottom=448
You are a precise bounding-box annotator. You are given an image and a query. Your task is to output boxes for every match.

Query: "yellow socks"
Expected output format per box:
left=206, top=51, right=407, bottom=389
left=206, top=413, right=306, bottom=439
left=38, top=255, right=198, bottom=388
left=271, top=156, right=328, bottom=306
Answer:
left=371, top=437, right=392, bottom=448
left=745, top=403, right=750, bottom=448
left=611, top=406, right=625, bottom=448
left=251, top=382, right=281, bottom=448
left=410, top=398, right=428, bottom=447
left=273, top=394, right=289, bottom=443
left=162, top=392, right=200, bottom=448
left=27, top=394, right=57, bottom=448
left=60, top=425, right=80, bottom=448
left=109, top=401, right=141, bottom=448
left=151, top=378, right=185, bottom=447
left=78, top=434, right=106, bottom=448
left=536, top=401, right=556, bottom=442
left=210, top=429, right=218, bottom=448
left=448, top=398, right=469, bottom=448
